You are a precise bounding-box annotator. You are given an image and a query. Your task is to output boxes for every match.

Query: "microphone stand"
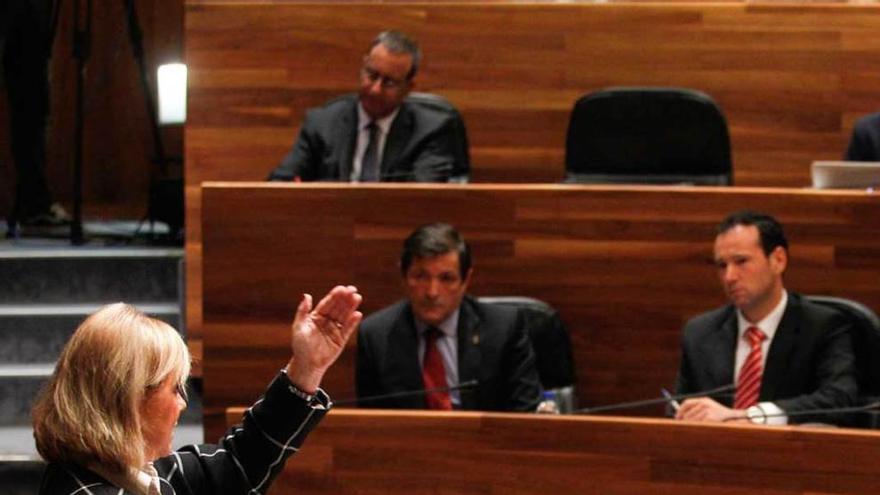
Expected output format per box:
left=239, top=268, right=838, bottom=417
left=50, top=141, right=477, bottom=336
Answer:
left=333, top=380, right=479, bottom=407
left=575, top=384, right=736, bottom=415
left=723, top=401, right=880, bottom=424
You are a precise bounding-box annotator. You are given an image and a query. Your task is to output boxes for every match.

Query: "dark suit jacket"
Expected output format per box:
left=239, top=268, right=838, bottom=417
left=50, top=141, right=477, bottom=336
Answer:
left=356, top=295, right=543, bottom=412
left=675, top=293, right=858, bottom=424
left=268, top=94, right=457, bottom=182
left=845, top=112, right=880, bottom=161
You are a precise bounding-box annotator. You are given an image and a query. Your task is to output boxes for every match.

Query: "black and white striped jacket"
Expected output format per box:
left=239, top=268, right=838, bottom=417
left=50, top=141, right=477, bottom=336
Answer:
left=38, top=372, right=330, bottom=495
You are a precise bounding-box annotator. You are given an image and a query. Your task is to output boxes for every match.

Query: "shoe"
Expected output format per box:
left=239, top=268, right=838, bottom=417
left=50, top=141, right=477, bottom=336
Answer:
left=20, top=203, right=72, bottom=226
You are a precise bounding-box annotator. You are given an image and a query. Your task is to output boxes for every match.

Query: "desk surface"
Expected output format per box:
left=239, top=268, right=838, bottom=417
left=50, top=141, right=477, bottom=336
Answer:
left=198, top=183, right=880, bottom=438
left=225, top=407, right=880, bottom=494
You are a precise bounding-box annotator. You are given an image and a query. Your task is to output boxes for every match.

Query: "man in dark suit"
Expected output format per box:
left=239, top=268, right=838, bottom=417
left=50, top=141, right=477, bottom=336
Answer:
left=268, top=31, right=458, bottom=182
left=675, top=211, right=857, bottom=425
left=845, top=112, right=880, bottom=161
left=356, top=223, right=543, bottom=412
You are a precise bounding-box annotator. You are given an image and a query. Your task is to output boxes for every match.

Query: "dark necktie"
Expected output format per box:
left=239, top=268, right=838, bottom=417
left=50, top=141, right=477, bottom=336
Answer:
left=733, top=326, right=767, bottom=409
left=422, top=327, right=452, bottom=410
left=360, top=121, right=380, bottom=182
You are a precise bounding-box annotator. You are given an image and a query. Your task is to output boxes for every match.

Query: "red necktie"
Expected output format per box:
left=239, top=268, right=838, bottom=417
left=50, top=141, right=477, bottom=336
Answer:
left=733, top=326, right=767, bottom=409
left=422, top=327, right=452, bottom=410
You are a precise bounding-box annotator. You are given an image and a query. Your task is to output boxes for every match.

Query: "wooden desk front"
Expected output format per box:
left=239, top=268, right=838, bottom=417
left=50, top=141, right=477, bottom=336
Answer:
left=199, top=183, right=880, bottom=438
left=224, top=407, right=880, bottom=494
left=185, top=1, right=880, bottom=343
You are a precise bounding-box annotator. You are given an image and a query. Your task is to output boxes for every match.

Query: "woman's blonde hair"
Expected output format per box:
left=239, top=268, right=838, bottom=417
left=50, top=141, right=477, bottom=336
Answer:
left=32, top=303, right=191, bottom=472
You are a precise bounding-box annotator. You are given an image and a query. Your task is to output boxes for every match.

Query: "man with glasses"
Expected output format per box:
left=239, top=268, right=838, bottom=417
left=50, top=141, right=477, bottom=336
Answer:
left=355, top=223, right=543, bottom=411
left=268, top=31, right=459, bottom=182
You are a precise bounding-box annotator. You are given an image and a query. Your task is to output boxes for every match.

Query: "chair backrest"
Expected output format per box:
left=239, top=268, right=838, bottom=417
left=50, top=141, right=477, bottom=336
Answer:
left=806, top=295, right=880, bottom=399
left=564, top=87, right=732, bottom=185
left=478, top=296, right=576, bottom=411
left=406, top=92, right=471, bottom=182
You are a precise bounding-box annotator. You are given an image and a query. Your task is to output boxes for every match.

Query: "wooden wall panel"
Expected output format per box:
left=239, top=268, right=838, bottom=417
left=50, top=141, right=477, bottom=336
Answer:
left=224, top=408, right=880, bottom=494
left=185, top=2, right=880, bottom=344
left=184, top=2, right=880, bottom=187
left=199, top=183, right=880, bottom=438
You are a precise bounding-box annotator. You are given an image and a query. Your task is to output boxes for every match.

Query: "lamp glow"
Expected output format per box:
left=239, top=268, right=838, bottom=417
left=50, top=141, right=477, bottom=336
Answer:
left=157, top=63, right=187, bottom=125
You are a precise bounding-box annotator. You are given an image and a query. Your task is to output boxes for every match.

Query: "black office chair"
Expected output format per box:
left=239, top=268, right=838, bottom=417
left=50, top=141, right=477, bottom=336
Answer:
left=807, top=295, right=880, bottom=428
left=564, top=87, right=732, bottom=185
left=478, top=296, right=576, bottom=412
left=406, top=92, right=471, bottom=183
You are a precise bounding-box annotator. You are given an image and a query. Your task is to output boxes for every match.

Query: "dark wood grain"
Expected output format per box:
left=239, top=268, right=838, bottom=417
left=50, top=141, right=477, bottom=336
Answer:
left=200, top=183, right=880, bottom=437
left=184, top=1, right=880, bottom=346
left=225, top=407, right=880, bottom=494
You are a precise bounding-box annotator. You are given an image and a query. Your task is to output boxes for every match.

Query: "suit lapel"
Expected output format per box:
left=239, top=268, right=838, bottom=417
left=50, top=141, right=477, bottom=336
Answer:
left=761, top=296, right=799, bottom=401
left=337, top=98, right=358, bottom=180
left=708, top=309, right=737, bottom=405
left=387, top=305, right=425, bottom=407
left=382, top=103, right=414, bottom=179
left=456, top=297, right=482, bottom=410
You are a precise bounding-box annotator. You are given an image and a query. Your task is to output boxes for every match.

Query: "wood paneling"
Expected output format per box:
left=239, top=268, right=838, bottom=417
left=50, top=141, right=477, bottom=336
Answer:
left=185, top=1, right=880, bottom=343
left=199, top=183, right=880, bottom=438
left=224, top=407, right=880, bottom=494
left=183, top=2, right=880, bottom=188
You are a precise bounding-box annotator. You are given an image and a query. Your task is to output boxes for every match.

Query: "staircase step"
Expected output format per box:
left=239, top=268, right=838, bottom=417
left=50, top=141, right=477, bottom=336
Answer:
left=0, top=375, right=203, bottom=426
left=0, top=247, right=183, bottom=304
left=0, top=303, right=181, bottom=364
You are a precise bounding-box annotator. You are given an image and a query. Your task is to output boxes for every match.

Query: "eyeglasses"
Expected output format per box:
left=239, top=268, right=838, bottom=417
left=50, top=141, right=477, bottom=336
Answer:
left=361, top=66, right=409, bottom=91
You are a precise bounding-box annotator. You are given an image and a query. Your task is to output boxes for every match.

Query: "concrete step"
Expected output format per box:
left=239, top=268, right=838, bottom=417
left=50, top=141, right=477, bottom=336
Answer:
left=0, top=375, right=203, bottom=426
left=0, top=247, right=183, bottom=304
left=0, top=303, right=181, bottom=364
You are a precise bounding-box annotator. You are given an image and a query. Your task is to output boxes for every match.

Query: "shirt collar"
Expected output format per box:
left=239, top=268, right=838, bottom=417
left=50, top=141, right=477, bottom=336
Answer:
left=88, top=461, right=160, bottom=495
left=357, top=103, right=399, bottom=135
left=415, top=307, right=460, bottom=339
left=737, top=290, right=788, bottom=341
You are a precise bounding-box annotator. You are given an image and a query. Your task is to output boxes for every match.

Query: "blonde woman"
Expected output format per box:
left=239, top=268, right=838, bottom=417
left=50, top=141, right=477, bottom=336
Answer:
left=33, top=285, right=362, bottom=494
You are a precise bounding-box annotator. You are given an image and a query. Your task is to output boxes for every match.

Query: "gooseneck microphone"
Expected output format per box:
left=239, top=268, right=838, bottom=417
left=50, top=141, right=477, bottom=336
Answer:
left=334, top=379, right=480, bottom=407
left=575, top=383, right=736, bottom=415
left=722, top=400, right=880, bottom=423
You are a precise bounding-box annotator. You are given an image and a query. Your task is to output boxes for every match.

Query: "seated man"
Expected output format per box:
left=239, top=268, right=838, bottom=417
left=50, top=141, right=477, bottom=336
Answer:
left=675, top=211, right=857, bottom=425
left=845, top=112, right=880, bottom=161
left=356, top=223, right=542, bottom=411
left=268, top=31, right=459, bottom=182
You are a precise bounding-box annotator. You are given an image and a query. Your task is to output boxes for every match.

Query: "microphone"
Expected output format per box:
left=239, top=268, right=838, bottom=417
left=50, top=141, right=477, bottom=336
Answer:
left=575, top=383, right=736, bottom=415
left=333, top=379, right=479, bottom=407
left=722, top=400, right=880, bottom=424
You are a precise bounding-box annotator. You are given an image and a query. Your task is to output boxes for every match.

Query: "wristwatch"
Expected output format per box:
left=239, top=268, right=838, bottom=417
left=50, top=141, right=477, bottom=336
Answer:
left=745, top=404, right=768, bottom=424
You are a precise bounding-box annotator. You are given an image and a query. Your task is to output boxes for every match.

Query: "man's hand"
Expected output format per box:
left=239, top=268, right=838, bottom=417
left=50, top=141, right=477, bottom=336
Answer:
left=676, top=397, right=749, bottom=423
left=286, top=285, right=363, bottom=393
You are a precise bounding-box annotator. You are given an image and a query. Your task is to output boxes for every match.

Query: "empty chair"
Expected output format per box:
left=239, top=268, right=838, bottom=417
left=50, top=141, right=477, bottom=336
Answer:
left=806, top=295, right=880, bottom=428
left=564, top=87, right=732, bottom=185
left=478, top=296, right=576, bottom=412
left=406, top=92, right=471, bottom=182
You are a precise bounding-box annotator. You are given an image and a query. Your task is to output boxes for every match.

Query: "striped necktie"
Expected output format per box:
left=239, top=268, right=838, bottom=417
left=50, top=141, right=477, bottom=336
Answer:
left=733, top=326, right=767, bottom=409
